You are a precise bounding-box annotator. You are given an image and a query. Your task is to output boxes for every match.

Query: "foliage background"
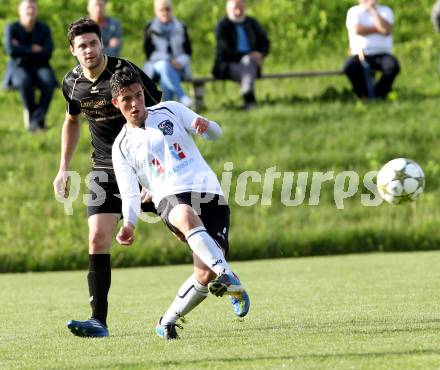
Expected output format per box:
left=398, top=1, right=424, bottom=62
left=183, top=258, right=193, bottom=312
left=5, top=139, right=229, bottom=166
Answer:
left=0, top=0, right=439, bottom=272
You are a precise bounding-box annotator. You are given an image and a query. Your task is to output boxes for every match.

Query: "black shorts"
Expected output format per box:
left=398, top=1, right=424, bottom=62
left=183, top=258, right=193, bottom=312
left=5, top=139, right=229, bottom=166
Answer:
left=86, top=169, right=157, bottom=218
left=157, top=192, right=230, bottom=254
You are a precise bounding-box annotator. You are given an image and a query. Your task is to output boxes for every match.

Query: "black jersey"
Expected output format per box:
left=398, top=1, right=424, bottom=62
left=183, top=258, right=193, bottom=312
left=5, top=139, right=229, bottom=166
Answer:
left=62, top=56, right=162, bottom=168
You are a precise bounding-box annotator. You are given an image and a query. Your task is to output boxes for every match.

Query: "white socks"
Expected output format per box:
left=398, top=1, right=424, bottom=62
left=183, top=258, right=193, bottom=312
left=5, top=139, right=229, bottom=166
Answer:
left=185, top=226, right=232, bottom=276
left=162, top=274, right=208, bottom=324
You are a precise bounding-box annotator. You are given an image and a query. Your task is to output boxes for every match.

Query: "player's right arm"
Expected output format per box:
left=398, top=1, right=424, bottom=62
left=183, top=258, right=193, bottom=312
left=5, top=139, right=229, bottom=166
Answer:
left=53, top=112, right=81, bottom=198
left=112, top=135, right=141, bottom=245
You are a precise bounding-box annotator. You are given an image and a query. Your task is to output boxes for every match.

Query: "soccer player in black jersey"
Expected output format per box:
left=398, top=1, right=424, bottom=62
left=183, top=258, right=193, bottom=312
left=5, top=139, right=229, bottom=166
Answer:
left=52, top=17, right=161, bottom=337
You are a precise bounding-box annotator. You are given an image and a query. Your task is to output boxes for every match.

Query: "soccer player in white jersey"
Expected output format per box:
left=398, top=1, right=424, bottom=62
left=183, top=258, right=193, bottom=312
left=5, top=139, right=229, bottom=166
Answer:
left=110, top=67, right=250, bottom=340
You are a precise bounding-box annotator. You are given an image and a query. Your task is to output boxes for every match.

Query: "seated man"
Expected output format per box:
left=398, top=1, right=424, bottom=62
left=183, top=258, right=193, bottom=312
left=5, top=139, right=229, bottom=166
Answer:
left=3, top=0, right=57, bottom=131
left=87, top=0, right=122, bottom=57
left=212, top=0, right=270, bottom=110
left=110, top=67, right=250, bottom=340
left=343, top=0, right=400, bottom=99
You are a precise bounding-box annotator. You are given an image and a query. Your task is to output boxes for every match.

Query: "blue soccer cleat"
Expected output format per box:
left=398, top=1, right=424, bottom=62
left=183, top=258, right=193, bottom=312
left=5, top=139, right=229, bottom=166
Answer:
left=155, top=317, right=182, bottom=340
left=208, top=272, right=243, bottom=297
left=228, top=289, right=250, bottom=318
left=67, top=318, right=109, bottom=337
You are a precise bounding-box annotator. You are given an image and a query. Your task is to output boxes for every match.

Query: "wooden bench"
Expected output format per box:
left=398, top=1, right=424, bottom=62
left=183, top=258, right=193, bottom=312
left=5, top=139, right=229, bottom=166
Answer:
left=187, top=70, right=344, bottom=111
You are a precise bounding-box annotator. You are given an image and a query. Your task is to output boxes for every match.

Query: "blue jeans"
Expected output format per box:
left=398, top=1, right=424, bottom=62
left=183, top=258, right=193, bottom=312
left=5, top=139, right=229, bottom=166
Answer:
left=11, top=66, right=57, bottom=127
left=153, top=61, right=186, bottom=101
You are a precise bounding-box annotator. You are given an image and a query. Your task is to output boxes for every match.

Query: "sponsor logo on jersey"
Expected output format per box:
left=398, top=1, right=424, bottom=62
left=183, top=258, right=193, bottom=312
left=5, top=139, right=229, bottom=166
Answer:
left=158, top=120, right=174, bottom=136
left=169, top=143, right=186, bottom=160
left=150, top=158, right=164, bottom=176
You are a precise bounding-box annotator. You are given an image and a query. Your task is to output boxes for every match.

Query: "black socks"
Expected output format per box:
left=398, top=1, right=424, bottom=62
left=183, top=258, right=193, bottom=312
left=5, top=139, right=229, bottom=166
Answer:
left=87, top=254, right=111, bottom=327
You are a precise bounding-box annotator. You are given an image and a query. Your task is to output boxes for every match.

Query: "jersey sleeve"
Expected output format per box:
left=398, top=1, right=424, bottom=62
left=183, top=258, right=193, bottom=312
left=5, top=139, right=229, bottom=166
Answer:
left=112, top=136, right=141, bottom=226
left=62, top=78, right=81, bottom=116
left=170, top=101, right=222, bottom=140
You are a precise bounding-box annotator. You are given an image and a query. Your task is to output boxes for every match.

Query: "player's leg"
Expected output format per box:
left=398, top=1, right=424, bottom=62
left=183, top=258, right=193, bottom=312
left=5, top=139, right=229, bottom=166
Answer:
left=67, top=169, right=121, bottom=337
left=156, top=253, right=212, bottom=340
left=197, top=197, right=250, bottom=317
left=67, top=213, right=118, bottom=337
left=168, top=203, right=235, bottom=278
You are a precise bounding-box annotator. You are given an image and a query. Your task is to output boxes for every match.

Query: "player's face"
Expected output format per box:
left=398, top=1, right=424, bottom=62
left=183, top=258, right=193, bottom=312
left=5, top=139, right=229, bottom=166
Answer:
left=70, top=32, right=104, bottom=70
left=113, top=83, right=147, bottom=127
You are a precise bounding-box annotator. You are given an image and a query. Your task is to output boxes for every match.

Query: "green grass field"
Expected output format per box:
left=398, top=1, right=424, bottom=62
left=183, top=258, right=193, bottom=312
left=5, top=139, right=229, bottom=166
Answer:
left=2, top=251, right=440, bottom=369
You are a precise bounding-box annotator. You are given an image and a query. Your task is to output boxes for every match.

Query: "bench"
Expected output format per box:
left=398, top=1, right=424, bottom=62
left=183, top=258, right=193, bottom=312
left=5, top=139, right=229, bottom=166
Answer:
left=187, top=70, right=344, bottom=111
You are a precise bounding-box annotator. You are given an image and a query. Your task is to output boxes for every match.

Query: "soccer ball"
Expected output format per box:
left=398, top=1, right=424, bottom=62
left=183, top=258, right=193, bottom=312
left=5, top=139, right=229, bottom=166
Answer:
left=376, top=158, right=425, bottom=204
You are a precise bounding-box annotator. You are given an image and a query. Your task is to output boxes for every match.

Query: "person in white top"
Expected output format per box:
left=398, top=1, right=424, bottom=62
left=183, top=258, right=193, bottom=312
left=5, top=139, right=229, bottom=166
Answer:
left=110, top=67, right=250, bottom=340
left=342, top=0, right=400, bottom=98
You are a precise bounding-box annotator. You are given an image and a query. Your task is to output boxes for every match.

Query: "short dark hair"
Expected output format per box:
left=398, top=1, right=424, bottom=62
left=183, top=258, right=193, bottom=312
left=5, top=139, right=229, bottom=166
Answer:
left=67, top=17, right=102, bottom=46
left=110, top=67, right=141, bottom=99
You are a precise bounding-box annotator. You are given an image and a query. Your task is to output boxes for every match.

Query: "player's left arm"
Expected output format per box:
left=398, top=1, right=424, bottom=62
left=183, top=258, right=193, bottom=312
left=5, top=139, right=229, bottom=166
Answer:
left=173, top=101, right=222, bottom=140
left=192, top=117, right=222, bottom=140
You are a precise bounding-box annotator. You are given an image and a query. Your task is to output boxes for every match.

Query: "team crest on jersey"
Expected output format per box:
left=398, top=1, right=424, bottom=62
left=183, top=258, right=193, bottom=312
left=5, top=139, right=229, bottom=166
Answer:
left=169, top=143, right=186, bottom=160
left=150, top=158, right=164, bottom=176
left=158, top=120, right=174, bottom=136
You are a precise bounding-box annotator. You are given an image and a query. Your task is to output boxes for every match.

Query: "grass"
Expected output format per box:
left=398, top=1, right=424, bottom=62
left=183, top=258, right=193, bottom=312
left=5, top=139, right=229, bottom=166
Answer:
left=2, top=251, right=440, bottom=369
left=2, top=72, right=440, bottom=271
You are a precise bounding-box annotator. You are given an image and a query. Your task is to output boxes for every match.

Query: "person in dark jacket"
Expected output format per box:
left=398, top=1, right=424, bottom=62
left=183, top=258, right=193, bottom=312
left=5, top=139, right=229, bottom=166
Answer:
left=3, top=0, right=57, bottom=131
left=212, top=0, right=270, bottom=109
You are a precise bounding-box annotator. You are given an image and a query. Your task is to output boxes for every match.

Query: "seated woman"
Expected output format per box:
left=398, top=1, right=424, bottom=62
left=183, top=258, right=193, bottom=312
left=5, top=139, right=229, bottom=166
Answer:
left=143, top=0, right=192, bottom=106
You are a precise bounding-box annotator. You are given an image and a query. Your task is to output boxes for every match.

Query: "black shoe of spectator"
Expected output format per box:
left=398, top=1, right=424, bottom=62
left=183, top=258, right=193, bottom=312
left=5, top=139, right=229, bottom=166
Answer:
left=243, top=92, right=257, bottom=110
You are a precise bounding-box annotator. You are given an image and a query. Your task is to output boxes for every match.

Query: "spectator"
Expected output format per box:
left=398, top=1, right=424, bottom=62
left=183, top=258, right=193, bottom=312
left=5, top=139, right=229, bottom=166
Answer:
left=343, top=0, right=400, bottom=99
left=432, top=0, right=440, bottom=33
left=3, top=0, right=57, bottom=131
left=87, top=0, right=122, bottom=57
left=212, top=0, right=270, bottom=110
left=143, top=0, right=192, bottom=106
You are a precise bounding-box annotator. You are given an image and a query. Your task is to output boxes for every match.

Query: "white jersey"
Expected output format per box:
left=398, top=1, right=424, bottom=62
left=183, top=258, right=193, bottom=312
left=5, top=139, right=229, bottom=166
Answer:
left=346, top=4, right=394, bottom=56
left=112, top=101, right=223, bottom=226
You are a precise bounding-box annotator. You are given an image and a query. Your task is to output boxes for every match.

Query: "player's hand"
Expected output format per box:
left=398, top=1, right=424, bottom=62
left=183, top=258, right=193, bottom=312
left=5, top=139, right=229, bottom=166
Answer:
left=53, top=170, right=70, bottom=198
left=116, top=224, right=135, bottom=246
left=192, top=117, right=209, bottom=136
left=140, top=187, right=153, bottom=203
